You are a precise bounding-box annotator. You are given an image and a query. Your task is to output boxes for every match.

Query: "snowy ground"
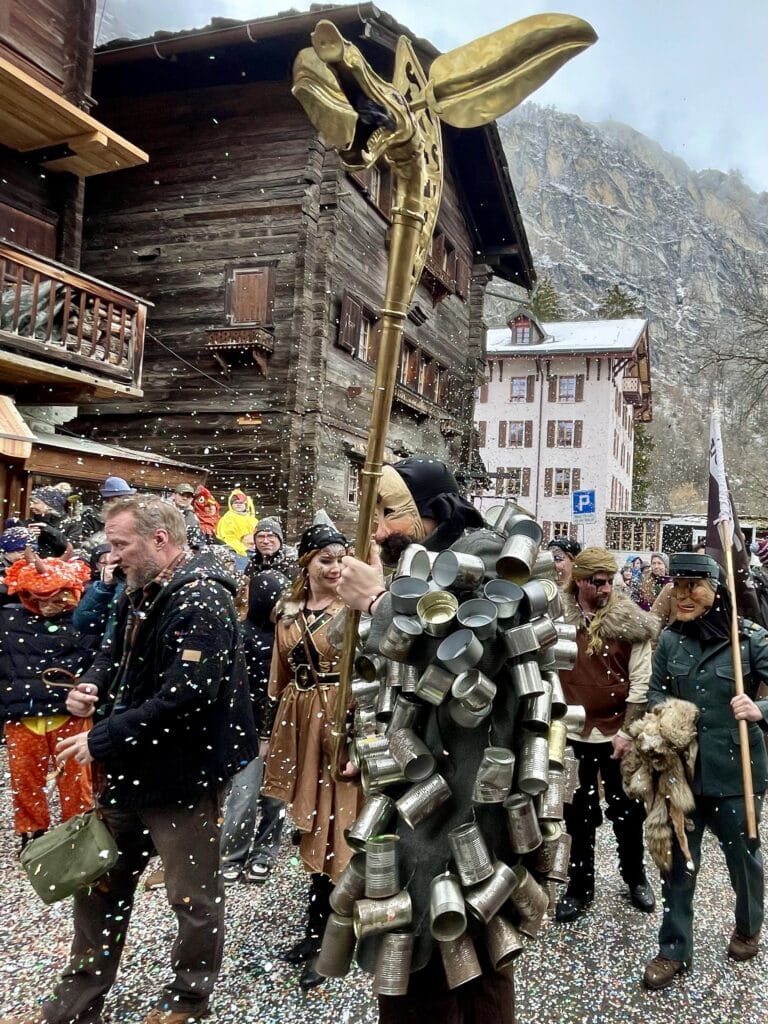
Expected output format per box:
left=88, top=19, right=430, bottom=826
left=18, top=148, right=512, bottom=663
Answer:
left=0, top=749, right=765, bottom=1024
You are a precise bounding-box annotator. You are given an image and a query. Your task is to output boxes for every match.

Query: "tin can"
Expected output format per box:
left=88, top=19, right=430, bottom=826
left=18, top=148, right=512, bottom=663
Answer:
left=530, top=820, right=563, bottom=875
left=351, top=677, right=382, bottom=709
left=540, top=577, right=563, bottom=618
left=507, top=864, right=549, bottom=937
left=530, top=615, right=558, bottom=649
left=390, top=575, right=430, bottom=615
left=396, top=773, right=452, bottom=828
left=539, top=768, right=565, bottom=821
left=554, top=621, right=578, bottom=643
left=354, top=890, right=412, bottom=939
left=464, top=861, right=518, bottom=924
left=517, top=732, right=550, bottom=795
left=563, top=704, right=587, bottom=734
left=548, top=719, right=568, bottom=769
left=353, top=734, right=390, bottom=770
left=545, top=671, right=567, bottom=719
left=486, top=914, right=524, bottom=969
left=396, top=544, right=436, bottom=580
left=472, top=747, right=515, bottom=804
left=354, top=706, right=379, bottom=737
left=376, top=682, right=398, bottom=723
left=485, top=502, right=530, bottom=537
left=387, top=693, right=422, bottom=735
left=448, top=699, right=493, bottom=729
left=361, top=752, right=405, bottom=795
left=521, top=677, right=553, bottom=733
left=530, top=550, right=557, bottom=582
left=365, top=833, right=400, bottom=898
left=552, top=639, right=578, bottom=671
left=389, top=728, right=436, bottom=782
left=457, top=598, right=498, bottom=640
left=483, top=579, right=524, bottom=623
left=355, top=652, right=387, bottom=682
left=506, top=516, right=543, bottom=546
left=433, top=550, right=486, bottom=591
left=549, top=829, right=572, bottom=882
left=520, top=580, right=550, bottom=619
left=437, top=629, right=483, bottom=673
left=329, top=854, right=367, bottom=915
left=504, top=793, right=542, bottom=854
left=416, top=590, right=459, bottom=637
left=509, top=657, right=545, bottom=699
left=415, top=663, right=455, bottom=705
left=373, top=932, right=415, bottom=996
left=400, top=663, right=420, bottom=694
left=496, top=533, right=539, bottom=585
left=439, top=933, right=482, bottom=989
left=501, top=622, right=540, bottom=659
left=356, top=615, right=372, bottom=649
left=315, top=912, right=356, bottom=977
left=451, top=669, right=497, bottom=712
left=562, top=746, right=580, bottom=801
left=379, top=615, right=423, bottom=662
left=448, top=821, right=494, bottom=887
left=344, top=794, right=395, bottom=853
left=429, top=872, right=467, bottom=941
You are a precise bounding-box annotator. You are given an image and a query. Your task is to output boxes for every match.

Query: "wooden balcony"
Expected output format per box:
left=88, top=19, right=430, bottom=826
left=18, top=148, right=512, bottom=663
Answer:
left=0, top=241, right=148, bottom=400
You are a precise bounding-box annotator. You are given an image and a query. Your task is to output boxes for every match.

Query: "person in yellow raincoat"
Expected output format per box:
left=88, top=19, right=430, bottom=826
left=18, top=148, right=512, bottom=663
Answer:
left=216, top=489, right=258, bottom=558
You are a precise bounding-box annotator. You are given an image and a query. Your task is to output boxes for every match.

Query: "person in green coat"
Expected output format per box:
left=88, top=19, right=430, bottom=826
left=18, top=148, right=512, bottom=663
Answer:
left=643, top=553, right=768, bottom=990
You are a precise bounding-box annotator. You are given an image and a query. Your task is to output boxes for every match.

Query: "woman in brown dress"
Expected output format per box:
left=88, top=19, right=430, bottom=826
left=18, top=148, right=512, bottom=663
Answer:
left=262, top=522, right=360, bottom=989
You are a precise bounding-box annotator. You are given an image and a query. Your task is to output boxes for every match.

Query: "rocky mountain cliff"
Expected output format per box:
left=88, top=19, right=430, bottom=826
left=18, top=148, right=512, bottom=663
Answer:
left=489, top=104, right=768, bottom=510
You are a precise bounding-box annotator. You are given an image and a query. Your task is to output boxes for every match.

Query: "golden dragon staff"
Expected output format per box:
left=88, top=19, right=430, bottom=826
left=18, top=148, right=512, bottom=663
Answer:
left=291, top=13, right=597, bottom=779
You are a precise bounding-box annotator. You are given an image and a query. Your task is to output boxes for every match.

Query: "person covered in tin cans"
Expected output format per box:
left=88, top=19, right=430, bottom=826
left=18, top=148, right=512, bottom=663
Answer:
left=337, top=456, right=567, bottom=1024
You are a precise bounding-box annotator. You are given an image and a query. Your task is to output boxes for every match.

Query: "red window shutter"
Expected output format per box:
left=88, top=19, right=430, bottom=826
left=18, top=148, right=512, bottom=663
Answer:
left=338, top=292, right=362, bottom=352
left=522, top=467, right=531, bottom=497
left=479, top=383, right=488, bottom=404
left=546, top=420, right=555, bottom=447
left=544, top=468, right=553, bottom=497
left=524, top=420, right=533, bottom=448
left=455, top=256, right=470, bottom=299
left=572, top=468, right=581, bottom=490
left=498, top=421, right=507, bottom=447
left=574, top=420, right=583, bottom=448
left=548, top=376, right=557, bottom=402
left=575, top=374, right=585, bottom=402
left=526, top=374, right=535, bottom=402
left=477, top=421, right=487, bottom=446
left=228, top=267, right=274, bottom=325
left=422, top=358, right=439, bottom=401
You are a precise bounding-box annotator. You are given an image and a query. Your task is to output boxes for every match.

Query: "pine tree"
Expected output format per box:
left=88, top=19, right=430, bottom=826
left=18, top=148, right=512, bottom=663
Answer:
left=597, top=284, right=642, bottom=319
left=531, top=275, right=564, bottom=321
left=631, top=421, right=655, bottom=509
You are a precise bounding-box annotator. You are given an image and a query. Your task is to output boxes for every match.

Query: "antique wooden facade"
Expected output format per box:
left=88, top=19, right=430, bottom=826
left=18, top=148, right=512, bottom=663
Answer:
left=73, top=5, right=535, bottom=534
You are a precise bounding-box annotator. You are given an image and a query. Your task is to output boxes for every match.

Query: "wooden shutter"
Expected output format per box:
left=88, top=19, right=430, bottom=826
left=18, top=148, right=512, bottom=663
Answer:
left=228, top=267, right=274, bottom=325
left=574, top=420, right=583, bottom=448
left=572, top=468, right=581, bottom=490
left=337, top=292, right=362, bottom=352
left=422, top=358, right=439, bottom=401
left=522, top=467, right=531, bottom=497
left=524, top=421, right=533, bottom=448
left=546, top=421, right=555, bottom=447
left=575, top=374, right=585, bottom=402
left=477, top=421, right=487, bottom=446
left=0, top=203, right=57, bottom=258
left=544, top=468, right=553, bottom=497
left=479, top=383, right=488, bottom=403
left=455, top=255, right=470, bottom=299
left=495, top=470, right=504, bottom=496
left=498, top=421, right=507, bottom=447
left=548, top=376, right=557, bottom=402
left=526, top=374, right=535, bottom=402
left=542, top=520, right=551, bottom=544
left=569, top=523, right=578, bottom=542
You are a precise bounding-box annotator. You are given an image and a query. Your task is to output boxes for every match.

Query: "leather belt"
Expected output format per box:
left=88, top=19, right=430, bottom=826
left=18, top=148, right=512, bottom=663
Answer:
left=292, top=665, right=340, bottom=692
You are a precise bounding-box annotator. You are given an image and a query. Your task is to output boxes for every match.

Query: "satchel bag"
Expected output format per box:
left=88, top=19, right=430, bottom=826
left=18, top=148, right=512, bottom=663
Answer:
left=20, top=810, right=119, bottom=905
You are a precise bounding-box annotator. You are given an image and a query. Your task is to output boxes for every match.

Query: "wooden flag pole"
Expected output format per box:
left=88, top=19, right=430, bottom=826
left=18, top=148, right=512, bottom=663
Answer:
left=718, top=518, right=758, bottom=839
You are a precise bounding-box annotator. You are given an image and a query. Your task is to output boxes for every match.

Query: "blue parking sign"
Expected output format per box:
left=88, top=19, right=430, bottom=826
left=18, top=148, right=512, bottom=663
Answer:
left=572, top=489, right=596, bottom=517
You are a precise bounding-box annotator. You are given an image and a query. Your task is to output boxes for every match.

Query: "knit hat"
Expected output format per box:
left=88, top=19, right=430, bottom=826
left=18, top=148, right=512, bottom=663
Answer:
left=650, top=551, right=669, bottom=571
left=754, top=539, right=768, bottom=568
left=298, top=524, right=348, bottom=560
left=255, top=517, right=284, bottom=545
left=548, top=535, right=581, bottom=559
left=31, top=486, right=67, bottom=515
left=100, top=476, right=136, bottom=498
left=570, top=546, right=619, bottom=582
left=5, top=556, right=90, bottom=613
left=0, top=526, right=34, bottom=553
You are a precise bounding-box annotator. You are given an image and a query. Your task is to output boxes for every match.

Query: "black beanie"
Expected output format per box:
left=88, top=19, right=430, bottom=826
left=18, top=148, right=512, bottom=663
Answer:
left=393, top=456, right=483, bottom=549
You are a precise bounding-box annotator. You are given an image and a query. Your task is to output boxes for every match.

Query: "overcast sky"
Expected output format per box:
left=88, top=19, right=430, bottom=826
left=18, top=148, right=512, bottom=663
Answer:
left=100, top=0, right=768, bottom=192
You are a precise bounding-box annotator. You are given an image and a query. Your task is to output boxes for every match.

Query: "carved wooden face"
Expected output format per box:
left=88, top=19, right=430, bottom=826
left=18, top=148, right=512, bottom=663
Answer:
left=670, top=578, right=716, bottom=620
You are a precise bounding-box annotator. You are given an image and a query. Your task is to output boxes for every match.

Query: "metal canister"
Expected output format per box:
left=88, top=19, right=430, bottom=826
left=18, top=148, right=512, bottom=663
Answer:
left=464, top=861, right=518, bottom=924
left=315, top=912, right=356, bottom=977
left=433, top=550, right=486, bottom=591
left=437, top=629, right=483, bottom=673
left=396, top=544, right=436, bottom=580
left=530, top=550, right=557, bottom=582
left=507, top=516, right=543, bottom=546
left=415, top=663, right=455, bottom=705
left=495, top=533, right=539, bottom=585
left=354, top=890, right=412, bottom=939
left=451, top=669, right=497, bottom=712
left=376, top=682, right=398, bottom=723
left=329, top=854, right=367, bottom=915
left=483, top=578, right=524, bottom=623
left=439, top=933, right=482, bottom=989
left=351, top=677, right=381, bottom=709
left=472, top=747, right=515, bottom=804
left=530, top=820, right=563, bottom=876
left=448, top=699, right=492, bottom=729
left=457, top=598, right=498, bottom=640
left=429, top=872, right=467, bottom=941
left=501, top=622, right=540, bottom=660
left=379, top=615, right=423, bottom=661
left=416, top=590, right=459, bottom=637
left=554, top=621, right=578, bottom=644
left=509, top=657, right=545, bottom=699
left=536, top=644, right=557, bottom=671
left=517, top=731, right=550, bottom=795
left=373, top=932, right=415, bottom=996
left=521, top=677, right=553, bottom=733
left=387, top=693, right=422, bottom=735
left=361, top=752, right=405, bottom=795
left=538, top=768, right=565, bottom=820
left=448, top=821, right=494, bottom=887
left=353, top=734, right=390, bottom=769
left=520, top=579, right=550, bottom=619
left=355, top=652, right=387, bottom=682
left=344, top=794, right=395, bottom=853
left=356, top=615, right=372, bottom=649
left=396, top=773, right=452, bottom=828
left=365, top=834, right=401, bottom=898
left=354, top=706, right=379, bottom=737
left=504, top=793, right=542, bottom=854
left=390, top=575, right=430, bottom=615
left=540, top=577, right=563, bottom=618
left=485, top=502, right=530, bottom=537
left=545, top=670, right=567, bottom=719
left=486, top=914, right=524, bottom=969
left=401, top=664, right=420, bottom=694
left=552, top=638, right=578, bottom=671
left=389, top=728, right=436, bottom=782
left=507, top=864, right=550, bottom=937
left=548, top=719, right=568, bottom=768
left=563, top=704, right=587, bottom=734
left=549, top=829, right=572, bottom=882
left=562, top=746, right=580, bottom=801
left=530, top=615, right=558, bottom=649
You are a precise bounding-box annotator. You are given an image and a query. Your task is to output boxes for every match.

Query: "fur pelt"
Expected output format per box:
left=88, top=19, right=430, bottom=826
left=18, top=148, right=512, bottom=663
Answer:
left=559, top=589, right=661, bottom=645
left=621, top=698, right=699, bottom=874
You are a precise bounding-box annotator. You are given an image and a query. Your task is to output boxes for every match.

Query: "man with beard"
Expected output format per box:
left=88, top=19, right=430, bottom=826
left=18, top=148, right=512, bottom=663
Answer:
left=555, top=546, right=659, bottom=924
left=2, top=497, right=257, bottom=1024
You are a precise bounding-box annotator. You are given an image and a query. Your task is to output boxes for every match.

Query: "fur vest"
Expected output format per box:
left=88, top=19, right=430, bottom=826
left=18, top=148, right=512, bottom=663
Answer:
left=559, top=589, right=660, bottom=645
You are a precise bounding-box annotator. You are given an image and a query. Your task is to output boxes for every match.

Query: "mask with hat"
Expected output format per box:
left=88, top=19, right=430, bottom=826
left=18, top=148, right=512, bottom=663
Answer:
left=4, top=556, right=90, bottom=615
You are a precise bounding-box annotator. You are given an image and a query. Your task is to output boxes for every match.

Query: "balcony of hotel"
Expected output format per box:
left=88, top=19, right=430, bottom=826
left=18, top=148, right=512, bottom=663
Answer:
left=0, top=241, right=149, bottom=400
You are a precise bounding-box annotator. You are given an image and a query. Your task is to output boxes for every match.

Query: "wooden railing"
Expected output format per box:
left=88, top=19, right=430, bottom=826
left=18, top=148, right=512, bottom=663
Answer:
left=0, top=241, right=146, bottom=389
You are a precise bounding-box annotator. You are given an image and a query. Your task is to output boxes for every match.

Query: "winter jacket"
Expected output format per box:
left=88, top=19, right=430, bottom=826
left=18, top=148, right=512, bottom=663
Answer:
left=82, top=550, right=259, bottom=809
left=72, top=579, right=125, bottom=638
left=0, top=605, right=99, bottom=720
left=240, top=569, right=287, bottom=735
left=216, top=491, right=258, bottom=556
left=245, top=545, right=299, bottom=583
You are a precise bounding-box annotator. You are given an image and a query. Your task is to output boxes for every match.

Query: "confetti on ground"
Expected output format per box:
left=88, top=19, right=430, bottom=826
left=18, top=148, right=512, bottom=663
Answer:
left=0, top=749, right=764, bottom=1023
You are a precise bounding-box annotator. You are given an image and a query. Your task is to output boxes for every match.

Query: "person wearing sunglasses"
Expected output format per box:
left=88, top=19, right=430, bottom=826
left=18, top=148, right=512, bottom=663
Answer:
left=555, top=546, right=660, bottom=924
left=547, top=535, right=582, bottom=586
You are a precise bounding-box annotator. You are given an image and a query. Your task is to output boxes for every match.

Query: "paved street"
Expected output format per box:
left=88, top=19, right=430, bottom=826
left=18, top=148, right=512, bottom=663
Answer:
left=0, top=750, right=764, bottom=1024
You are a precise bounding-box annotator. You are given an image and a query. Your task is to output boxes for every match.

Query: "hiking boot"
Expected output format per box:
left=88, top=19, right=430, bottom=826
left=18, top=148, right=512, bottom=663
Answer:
left=283, top=936, right=321, bottom=964
left=728, top=928, right=761, bottom=961
left=629, top=880, right=656, bottom=913
left=143, top=867, right=166, bottom=891
left=143, top=1010, right=202, bottom=1023
left=643, top=955, right=688, bottom=990
left=555, top=894, right=592, bottom=923
left=221, top=863, right=242, bottom=885
left=299, top=960, right=326, bottom=991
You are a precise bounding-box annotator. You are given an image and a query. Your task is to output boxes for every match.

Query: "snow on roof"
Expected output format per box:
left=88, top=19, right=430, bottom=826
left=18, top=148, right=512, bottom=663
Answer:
left=487, top=318, right=647, bottom=355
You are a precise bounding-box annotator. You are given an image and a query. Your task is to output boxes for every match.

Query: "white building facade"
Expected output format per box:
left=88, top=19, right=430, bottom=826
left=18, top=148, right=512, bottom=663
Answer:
left=473, top=314, right=652, bottom=548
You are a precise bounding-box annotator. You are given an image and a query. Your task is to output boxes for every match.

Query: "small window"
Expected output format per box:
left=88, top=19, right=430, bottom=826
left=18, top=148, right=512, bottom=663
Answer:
left=510, top=377, right=527, bottom=402
left=347, top=461, right=362, bottom=504
left=400, top=343, right=420, bottom=390
left=557, top=421, right=574, bottom=447
left=508, top=421, right=525, bottom=448
left=358, top=313, right=377, bottom=363
left=558, top=376, right=576, bottom=403
left=554, top=468, right=572, bottom=496
left=505, top=467, right=522, bottom=495
left=512, top=317, right=531, bottom=345
left=553, top=520, right=570, bottom=536
left=227, top=266, right=274, bottom=326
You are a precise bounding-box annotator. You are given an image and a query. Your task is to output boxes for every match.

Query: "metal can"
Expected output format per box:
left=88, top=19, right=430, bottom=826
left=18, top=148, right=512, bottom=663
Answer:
left=472, top=747, right=515, bottom=804
left=433, top=550, right=486, bottom=590
left=486, top=914, right=524, bottom=969
left=504, top=792, right=543, bottom=854
left=439, top=932, right=482, bottom=989
left=373, top=932, right=415, bottom=996
left=456, top=598, right=498, bottom=640
left=354, top=890, right=412, bottom=939
left=388, top=728, right=436, bottom=782
left=390, top=575, right=430, bottom=615
left=416, top=590, right=459, bottom=637
left=451, top=669, right=497, bottom=712
left=448, top=821, right=494, bottom=887
left=415, top=663, right=455, bottom=705
left=315, top=912, right=356, bottom=977
left=429, top=872, right=467, bottom=941
left=329, top=854, right=367, bottom=915
left=378, top=615, right=423, bottom=662
left=365, top=833, right=400, bottom=898
left=396, top=773, right=452, bottom=829
left=464, top=861, right=518, bottom=924
left=437, top=629, right=483, bottom=673
left=517, top=731, right=550, bottom=795
left=344, top=793, right=395, bottom=853
left=496, top=533, right=539, bottom=585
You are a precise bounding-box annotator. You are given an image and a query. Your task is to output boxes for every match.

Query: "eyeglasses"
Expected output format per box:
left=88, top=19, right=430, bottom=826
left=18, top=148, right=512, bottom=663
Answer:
left=586, top=576, right=613, bottom=589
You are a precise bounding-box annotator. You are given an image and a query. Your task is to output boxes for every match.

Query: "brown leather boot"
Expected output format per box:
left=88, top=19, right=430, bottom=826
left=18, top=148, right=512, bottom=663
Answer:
left=728, top=929, right=760, bottom=961
left=643, top=955, right=688, bottom=990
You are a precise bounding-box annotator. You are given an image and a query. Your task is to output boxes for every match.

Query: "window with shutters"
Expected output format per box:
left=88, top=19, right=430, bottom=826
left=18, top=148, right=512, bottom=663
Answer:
left=505, top=467, right=522, bottom=496
left=544, top=467, right=554, bottom=497
left=512, top=317, right=531, bottom=345
left=510, top=377, right=527, bottom=402
left=524, top=421, right=533, bottom=448
left=421, top=357, right=440, bottom=402
left=476, top=421, right=487, bottom=447
left=553, top=520, right=570, bottom=537
left=358, top=312, right=379, bottom=363
left=400, top=342, right=421, bottom=390
left=556, top=421, right=574, bottom=447
left=558, top=376, right=576, bottom=403
left=227, top=266, right=274, bottom=326
left=554, top=468, right=571, bottom=496
left=478, top=383, right=488, bottom=404
left=508, top=421, right=525, bottom=448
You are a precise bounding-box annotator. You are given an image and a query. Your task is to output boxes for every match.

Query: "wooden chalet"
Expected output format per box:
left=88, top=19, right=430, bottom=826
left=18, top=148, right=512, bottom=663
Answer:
left=72, top=4, right=536, bottom=533
left=0, top=0, right=203, bottom=516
